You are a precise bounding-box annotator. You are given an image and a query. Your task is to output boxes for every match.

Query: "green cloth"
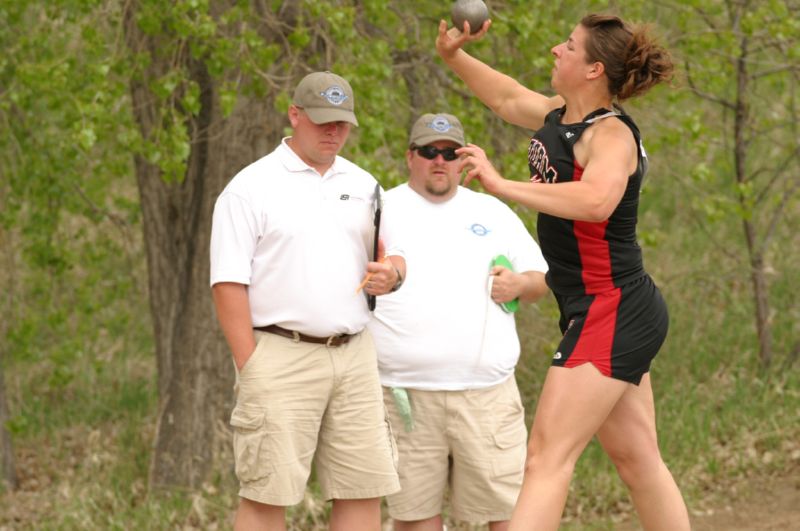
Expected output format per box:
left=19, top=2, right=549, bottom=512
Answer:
left=391, top=387, right=414, bottom=432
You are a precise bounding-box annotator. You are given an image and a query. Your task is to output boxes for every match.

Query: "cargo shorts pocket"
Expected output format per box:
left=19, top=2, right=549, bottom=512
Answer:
left=230, top=405, right=271, bottom=484
left=384, top=413, right=400, bottom=472
left=491, top=422, right=527, bottom=479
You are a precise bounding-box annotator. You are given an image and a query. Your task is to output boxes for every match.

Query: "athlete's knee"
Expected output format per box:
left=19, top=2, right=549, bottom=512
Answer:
left=523, top=451, right=576, bottom=486
left=535, top=414, right=594, bottom=452
left=523, top=434, right=580, bottom=480
left=607, top=444, right=664, bottom=488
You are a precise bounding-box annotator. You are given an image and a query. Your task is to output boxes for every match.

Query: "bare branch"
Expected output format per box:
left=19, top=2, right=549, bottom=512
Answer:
left=753, top=144, right=800, bottom=206
left=71, top=182, right=132, bottom=234
left=684, top=60, right=737, bottom=110
left=667, top=166, right=744, bottom=263
left=692, top=3, right=721, bottom=32
left=752, top=64, right=800, bottom=80
left=759, top=174, right=800, bottom=255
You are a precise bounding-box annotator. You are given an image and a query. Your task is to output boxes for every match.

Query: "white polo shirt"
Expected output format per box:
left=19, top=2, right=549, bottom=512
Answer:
left=210, top=138, right=400, bottom=337
left=368, top=184, right=548, bottom=390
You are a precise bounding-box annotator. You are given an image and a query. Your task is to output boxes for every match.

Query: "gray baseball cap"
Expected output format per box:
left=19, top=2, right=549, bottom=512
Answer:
left=292, top=71, right=358, bottom=126
left=409, top=113, right=466, bottom=147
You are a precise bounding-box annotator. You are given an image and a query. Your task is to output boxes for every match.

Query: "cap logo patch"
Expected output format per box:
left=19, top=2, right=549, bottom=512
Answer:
left=428, top=115, right=452, bottom=132
left=320, top=85, right=348, bottom=105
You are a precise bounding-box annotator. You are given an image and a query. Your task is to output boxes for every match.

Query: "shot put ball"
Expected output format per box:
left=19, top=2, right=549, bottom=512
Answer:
left=451, top=0, right=489, bottom=34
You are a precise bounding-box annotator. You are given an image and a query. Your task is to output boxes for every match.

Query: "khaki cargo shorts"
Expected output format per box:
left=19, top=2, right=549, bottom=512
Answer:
left=383, top=375, right=527, bottom=523
left=230, top=329, right=400, bottom=506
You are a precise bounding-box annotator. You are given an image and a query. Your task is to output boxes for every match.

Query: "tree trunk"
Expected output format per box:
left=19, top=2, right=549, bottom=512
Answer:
left=0, top=356, right=17, bottom=491
left=123, top=2, right=285, bottom=488
left=743, top=223, right=773, bottom=367
left=734, top=35, right=773, bottom=367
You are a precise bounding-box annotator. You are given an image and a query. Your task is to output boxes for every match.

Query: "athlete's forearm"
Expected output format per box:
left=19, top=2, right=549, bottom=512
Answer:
left=495, top=179, right=620, bottom=222
left=441, top=49, right=517, bottom=116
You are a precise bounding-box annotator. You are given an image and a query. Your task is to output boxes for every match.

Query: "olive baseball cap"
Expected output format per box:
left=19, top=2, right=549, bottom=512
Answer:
left=292, top=71, right=358, bottom=126
left=409, top=113, right=466, bottom=147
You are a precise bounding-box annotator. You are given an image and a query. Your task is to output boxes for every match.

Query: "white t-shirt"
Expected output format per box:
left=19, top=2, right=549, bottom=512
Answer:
left=210, top=138, right=400, bottom=337
left=368, top=184, right=548, bottom=390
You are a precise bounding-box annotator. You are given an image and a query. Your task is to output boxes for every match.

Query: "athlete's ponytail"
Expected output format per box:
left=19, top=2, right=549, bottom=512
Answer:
left=580, top=14, right=674, bottom=101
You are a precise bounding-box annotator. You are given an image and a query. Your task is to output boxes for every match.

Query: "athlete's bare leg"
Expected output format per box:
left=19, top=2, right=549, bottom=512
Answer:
left=596, top=373, right=690, bottom=531
left=508, top=364, right=628, bottom=530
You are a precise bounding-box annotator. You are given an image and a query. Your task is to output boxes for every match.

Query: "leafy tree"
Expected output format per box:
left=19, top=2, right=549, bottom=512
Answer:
left=664, top=0, right=799, bottom=367
left=118, top=0, right=419, bottom=489
left=1, top=0, right=144, bottom=491
left=0, top=0, right=668, bottom=491
left=117, top=0, right=586, bottom=488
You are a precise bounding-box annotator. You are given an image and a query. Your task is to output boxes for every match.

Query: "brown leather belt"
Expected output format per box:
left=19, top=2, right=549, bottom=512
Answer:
left=254, top=324, right=354, bottom=347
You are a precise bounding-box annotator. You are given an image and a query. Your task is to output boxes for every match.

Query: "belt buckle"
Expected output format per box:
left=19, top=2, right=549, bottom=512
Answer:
left=291, top=330, right=301, bottom=343
left=326, top=335, right=337, bottom=347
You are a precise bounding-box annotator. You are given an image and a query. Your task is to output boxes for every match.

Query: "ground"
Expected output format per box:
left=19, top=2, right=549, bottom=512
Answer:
left=1, top=457, right=798, bottom=529
left=616, top=471, right=800, bottom=531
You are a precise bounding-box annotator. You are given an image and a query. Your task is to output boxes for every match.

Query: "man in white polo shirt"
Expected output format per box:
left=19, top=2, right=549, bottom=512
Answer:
left=210, top=71, right=404, bottom=531
left=368, top=113, right=548, bottom=531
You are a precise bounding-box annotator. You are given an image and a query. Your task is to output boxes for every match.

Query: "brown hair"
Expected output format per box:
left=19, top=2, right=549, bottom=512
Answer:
left=580, top=14, right=674, bottom=101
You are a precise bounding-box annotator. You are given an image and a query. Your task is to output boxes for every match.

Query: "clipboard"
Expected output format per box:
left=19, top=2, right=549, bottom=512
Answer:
left=368, top=183, right=382, bottom=311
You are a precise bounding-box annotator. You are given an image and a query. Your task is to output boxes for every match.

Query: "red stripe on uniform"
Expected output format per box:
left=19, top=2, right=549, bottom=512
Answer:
left=567, top=161, right=620, bottom=376
left=572, top=162, right=615, bottom=294
left=565, top=288, right=621, bottom=376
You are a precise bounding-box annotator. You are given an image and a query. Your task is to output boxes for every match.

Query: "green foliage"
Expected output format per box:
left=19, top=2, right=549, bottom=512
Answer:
left=1, top=0, right=798, bottom=528
left=1, top=0, right=147, bottom=391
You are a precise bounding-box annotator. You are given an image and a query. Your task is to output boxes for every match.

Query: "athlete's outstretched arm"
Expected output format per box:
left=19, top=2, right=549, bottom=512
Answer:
left=458, top=123, right=636, bottom=222
left=435, top=20, right=562, bottom=131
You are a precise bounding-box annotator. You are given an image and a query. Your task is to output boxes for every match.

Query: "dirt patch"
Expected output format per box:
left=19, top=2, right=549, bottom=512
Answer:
left=616, top=471, right=800, bottom=530
left=2, top=447, right=798, bottom=529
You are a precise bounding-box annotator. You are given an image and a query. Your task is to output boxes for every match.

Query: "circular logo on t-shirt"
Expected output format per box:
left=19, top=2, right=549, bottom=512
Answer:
left=469, top=223, right=490, bottom=236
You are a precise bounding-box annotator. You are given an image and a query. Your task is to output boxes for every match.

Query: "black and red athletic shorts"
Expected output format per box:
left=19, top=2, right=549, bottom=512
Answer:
left=551, top=275, right=668, bottom=385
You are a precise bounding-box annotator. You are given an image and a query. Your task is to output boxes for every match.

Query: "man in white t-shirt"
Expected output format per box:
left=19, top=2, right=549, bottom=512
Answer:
left=210, top=71, right=405, bottom=531
left=368, top=113, right=548, bottom=531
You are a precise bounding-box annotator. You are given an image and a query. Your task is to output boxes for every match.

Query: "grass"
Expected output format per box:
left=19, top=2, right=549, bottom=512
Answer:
left=5, top=281, right=796, bottom=530
left=1, top=192, right=798, bottom=530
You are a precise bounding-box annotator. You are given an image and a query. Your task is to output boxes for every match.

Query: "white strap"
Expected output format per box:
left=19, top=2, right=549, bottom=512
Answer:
left=474, top=275, right=496, bottom=367
left=584, top=111, right=620, bottom=124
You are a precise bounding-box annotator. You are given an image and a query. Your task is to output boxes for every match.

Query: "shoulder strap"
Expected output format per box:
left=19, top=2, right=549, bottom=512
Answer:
left=585, top=110, right=619, bottom=124
left=611, top=111, right=648, bottom=179
left=582, top=108, right=649, bottom=179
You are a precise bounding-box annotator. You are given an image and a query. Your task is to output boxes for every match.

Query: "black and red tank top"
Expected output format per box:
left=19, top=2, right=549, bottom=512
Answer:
left=528, top=106, right=648, bottom=296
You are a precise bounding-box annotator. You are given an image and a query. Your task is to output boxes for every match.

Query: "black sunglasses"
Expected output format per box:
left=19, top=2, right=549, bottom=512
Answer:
left=412, top=145, right=459, bottom=161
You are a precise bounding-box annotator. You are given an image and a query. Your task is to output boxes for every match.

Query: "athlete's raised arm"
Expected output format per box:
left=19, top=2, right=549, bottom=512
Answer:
left=435, top=20, right=563, bottom=131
